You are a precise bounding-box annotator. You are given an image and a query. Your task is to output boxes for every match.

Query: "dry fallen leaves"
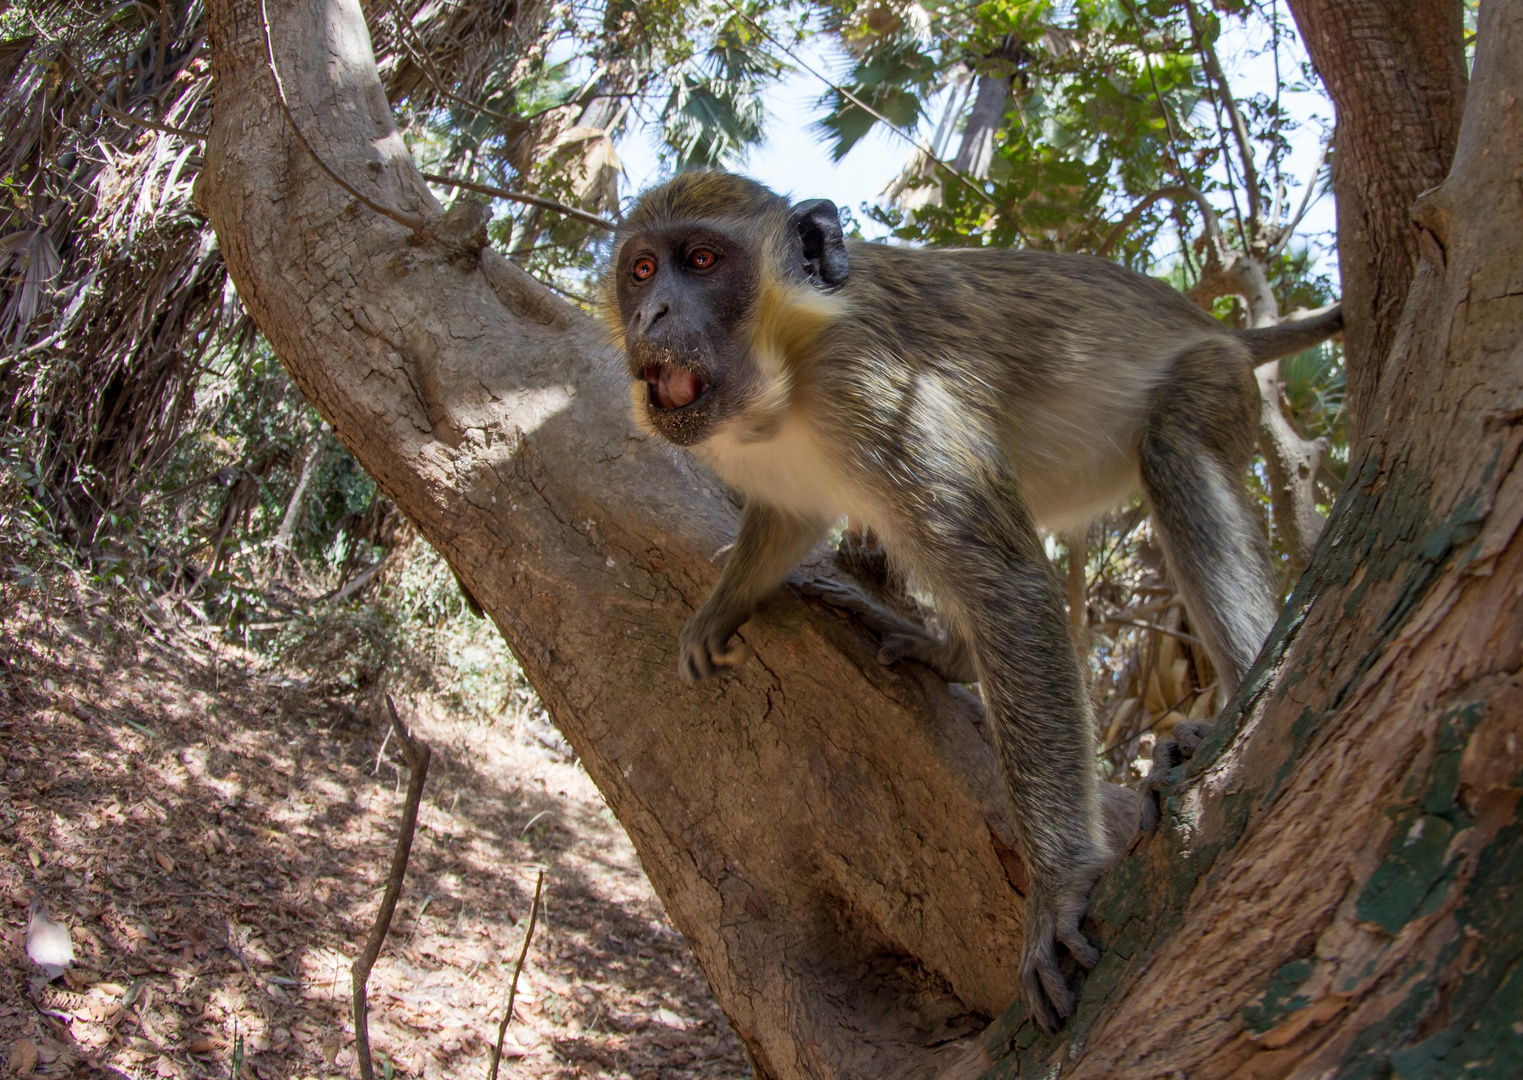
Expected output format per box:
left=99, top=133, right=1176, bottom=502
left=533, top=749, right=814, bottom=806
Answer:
left=8, top=1038, right=38, bottom=1078
left=1, top=602, right=753, bottom=1080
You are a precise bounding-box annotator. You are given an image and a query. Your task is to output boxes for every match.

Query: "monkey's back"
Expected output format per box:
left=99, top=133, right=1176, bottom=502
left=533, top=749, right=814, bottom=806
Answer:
left=836, top=243, right=1226, bottom=384
left=808, top=243, right=1242, bottom=531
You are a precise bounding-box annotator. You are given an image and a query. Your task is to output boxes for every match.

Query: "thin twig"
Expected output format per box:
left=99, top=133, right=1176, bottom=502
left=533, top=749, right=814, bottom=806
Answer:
left=421, top=172, right=615, bottom=231
left=1120, top=0, right=1183, bottom=173
left=1096, top=184, right=1220, bottom=257
left=352, top=695, right=432, bottom=1080
left=487, top=869, right=545, bottom=1080
left=258, top=0, right=426, bottom=236
left=1101, top=616, right=1203, bottom=646
left=1266, top=136, right=1332, bottom=262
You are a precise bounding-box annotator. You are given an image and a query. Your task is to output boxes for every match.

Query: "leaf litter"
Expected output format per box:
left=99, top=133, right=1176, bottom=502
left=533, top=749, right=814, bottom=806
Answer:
left=0, top=603, right=751, bottom=1079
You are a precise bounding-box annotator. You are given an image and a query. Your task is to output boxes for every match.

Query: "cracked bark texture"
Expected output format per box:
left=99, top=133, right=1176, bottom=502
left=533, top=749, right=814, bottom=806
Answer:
left=1286, top=0, right=1468, bottom=441
left=962, top=1, right=1523, bottom=1074
left=198, top=0, right=1523, bottom=1076
left=196, top=2, right=1038, bottom=1078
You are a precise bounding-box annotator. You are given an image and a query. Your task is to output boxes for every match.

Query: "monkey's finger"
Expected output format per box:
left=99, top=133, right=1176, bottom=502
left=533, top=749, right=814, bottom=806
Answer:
left=1174, top=719, right=1212, bottom=758
left=1036, top=956, right=1076, bottom=1022
left=1057, top=923, right=1100, bottom=970
left=877, top=633, right=917, bottom=666
left=679, top=645, right=714, bottom=684
left=1019, top=970, right=1060, bottom=1034
left=714, top=642, right=753, bottom=669
left=802, top=578, right=855, bottom=603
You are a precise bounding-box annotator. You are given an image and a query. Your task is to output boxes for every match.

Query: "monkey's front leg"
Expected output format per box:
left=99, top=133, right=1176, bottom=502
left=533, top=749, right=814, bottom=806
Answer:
left=900, top=486, right=1111, bottom=1033
left=680, top=502, right=828, bottom=683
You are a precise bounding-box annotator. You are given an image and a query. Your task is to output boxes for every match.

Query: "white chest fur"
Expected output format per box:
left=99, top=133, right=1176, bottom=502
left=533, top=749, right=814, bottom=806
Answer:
left=695, top=414, right=867, bottom=525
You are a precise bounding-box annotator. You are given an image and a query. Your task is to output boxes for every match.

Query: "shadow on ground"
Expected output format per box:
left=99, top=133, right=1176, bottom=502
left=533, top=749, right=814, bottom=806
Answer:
left=0, top=602, right=752, bottom=1079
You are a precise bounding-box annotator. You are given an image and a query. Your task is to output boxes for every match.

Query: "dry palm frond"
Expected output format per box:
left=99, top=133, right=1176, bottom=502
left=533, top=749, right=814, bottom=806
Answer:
left=0, top=4, right=227, bottom=541
left=371, top=0, right=552, bottom=120
left=0, top=0, right=554, bottom=543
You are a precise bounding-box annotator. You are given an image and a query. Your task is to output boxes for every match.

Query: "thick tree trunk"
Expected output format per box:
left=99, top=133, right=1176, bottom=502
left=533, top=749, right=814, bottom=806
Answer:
left=952, top=74, right=1009, bottom=180
left=196, top=3, right=1036, bottom=1077
left=958, top=2, right=1523, bottom=1074
left=197, top=0, right=1523, bottom=1077
left=1285, top=0, right=1468, bottom=441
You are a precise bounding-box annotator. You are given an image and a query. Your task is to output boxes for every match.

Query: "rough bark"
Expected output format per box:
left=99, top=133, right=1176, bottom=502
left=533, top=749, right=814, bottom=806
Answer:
left=196, top=3, right=1038, bottom=1077
left=959, top=1, right=1523, bottom=1074
left=196, top=0, right=1523, bottom=1077
left=1285, top=0, right=1468, bottom=441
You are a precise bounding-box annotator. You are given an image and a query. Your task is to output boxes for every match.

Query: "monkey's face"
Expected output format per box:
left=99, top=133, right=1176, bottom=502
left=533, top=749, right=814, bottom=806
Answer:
left=612, top=174, right=851, bottom=447
left=614, top=222, right=760, bottom=446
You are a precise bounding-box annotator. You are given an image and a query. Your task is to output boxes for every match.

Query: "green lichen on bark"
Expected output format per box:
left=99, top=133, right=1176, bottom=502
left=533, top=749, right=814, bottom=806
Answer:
left=1241, top=956, right=1316, bottom=1035
left=1339, top=815, right=1523, bottom=1080
left=1355, top=702, right=1483, bottom=933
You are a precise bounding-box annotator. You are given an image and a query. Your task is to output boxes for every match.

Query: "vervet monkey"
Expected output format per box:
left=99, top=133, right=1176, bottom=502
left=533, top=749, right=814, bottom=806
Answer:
left=605, top=170, right=1340, bottom=1031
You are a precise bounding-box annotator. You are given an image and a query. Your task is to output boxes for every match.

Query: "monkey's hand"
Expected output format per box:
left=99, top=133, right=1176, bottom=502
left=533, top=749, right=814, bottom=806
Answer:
left=678, top=604, right=754, bottom=684
left=1019, top=864, right=1105, bottom=1033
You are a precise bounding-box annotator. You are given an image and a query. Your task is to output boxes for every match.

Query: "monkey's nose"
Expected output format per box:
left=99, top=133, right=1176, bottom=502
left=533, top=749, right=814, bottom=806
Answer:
left=635, top=302, right=669, bottom=337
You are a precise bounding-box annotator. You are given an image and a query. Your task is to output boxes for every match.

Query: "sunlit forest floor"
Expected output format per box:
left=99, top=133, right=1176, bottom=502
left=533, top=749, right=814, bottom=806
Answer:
left=0, top=601, right=751, bottom=1080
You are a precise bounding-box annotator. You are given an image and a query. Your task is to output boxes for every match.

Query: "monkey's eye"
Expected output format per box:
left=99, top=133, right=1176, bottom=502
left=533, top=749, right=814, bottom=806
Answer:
left=687, top=248, right=718, bottom=271
left=631, top=256, right=657, bottom=281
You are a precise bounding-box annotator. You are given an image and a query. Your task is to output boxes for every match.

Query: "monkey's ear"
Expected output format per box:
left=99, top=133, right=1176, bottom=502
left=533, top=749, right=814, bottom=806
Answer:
left=787, top=199, right=849, bottom=289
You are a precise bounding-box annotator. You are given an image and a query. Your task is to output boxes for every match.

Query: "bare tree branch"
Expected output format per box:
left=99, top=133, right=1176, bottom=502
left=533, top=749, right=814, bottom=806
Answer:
left=422, top=173, right=616, bottom=231
left=486, top=869, right=544, bottom=1080
left=351, top=696, right=431, bottom=1080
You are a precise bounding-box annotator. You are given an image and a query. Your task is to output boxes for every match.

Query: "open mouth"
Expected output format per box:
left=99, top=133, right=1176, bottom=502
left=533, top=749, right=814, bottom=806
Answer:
left=643, top=363, right=709, bottom=411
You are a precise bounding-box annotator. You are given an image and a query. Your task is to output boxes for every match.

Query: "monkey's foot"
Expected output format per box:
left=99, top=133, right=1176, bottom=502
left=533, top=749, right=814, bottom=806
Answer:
left=1138, top=720, right=1214, bottom=832
left=802, top=579, right=977, bottom=682
left=678, top=610, right=753, bottom=683
left=835, top=527, right=892, bottom=589
left=1018, top=870, right=1105, bottom=1033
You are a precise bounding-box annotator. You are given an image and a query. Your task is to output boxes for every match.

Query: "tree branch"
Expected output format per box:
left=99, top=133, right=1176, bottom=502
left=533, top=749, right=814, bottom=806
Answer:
left=421, top=172, right=615, bottom=231
left=1096, top=183, right=1221, bottom=257
left=1187, top=1, right=1262, bottom=226
left=486, top=869, right=543, bottom=1080
left=258, top=0, right=426, bottom=235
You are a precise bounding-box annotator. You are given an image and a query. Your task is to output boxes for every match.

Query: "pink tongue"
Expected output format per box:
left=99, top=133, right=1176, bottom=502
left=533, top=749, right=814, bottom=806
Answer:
left=658, top=368, right=702, bottom=409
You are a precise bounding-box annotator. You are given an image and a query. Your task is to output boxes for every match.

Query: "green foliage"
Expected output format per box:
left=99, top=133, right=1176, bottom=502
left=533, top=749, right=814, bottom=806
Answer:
left=1, top=333, right=531, bottom=724
left=813, top=36, right=939, bottom=159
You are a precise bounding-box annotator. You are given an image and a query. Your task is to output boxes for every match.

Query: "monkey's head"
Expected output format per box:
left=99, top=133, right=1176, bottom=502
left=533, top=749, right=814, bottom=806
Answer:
left=606, top=171, right=849, bottom=446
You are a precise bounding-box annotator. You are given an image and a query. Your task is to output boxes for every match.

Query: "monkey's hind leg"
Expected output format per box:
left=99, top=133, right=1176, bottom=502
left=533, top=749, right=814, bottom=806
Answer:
left=802, top=578, right=978, bottom=683
left=1140, top=343, right=1280, bottom=697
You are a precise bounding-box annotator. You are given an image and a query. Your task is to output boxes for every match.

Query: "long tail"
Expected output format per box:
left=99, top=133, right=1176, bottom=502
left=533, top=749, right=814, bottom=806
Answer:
left=1233, top=304, right=1343, bottom=364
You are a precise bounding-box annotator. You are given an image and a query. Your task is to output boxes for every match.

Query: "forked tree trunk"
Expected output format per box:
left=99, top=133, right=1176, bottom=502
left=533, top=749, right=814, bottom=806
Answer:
left=1285, top=0, right=1468, bottom=441
left=196, top=1, right=1523, bottom=1077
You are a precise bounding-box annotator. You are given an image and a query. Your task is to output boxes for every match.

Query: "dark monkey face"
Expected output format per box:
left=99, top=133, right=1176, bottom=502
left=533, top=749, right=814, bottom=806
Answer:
left=613, top=173, right=850, bottom=447
left=615, top=223, right=756, bottom=445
